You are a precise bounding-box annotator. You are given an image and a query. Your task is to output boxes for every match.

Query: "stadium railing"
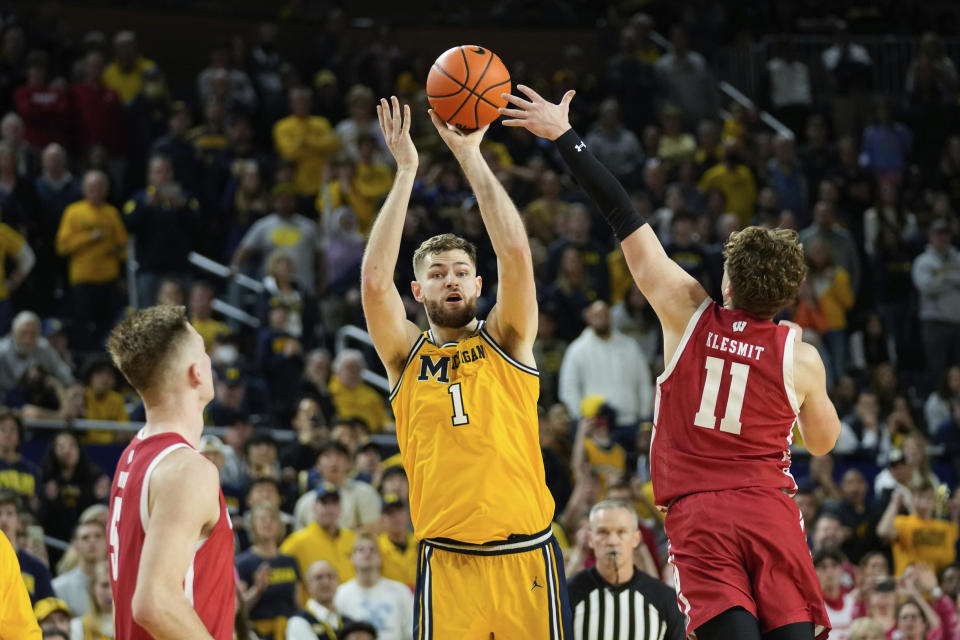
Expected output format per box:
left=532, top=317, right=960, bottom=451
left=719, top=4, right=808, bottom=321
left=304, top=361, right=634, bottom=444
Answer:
left=714, top=34, right=960, bottom=104
left=650, top=30, right=796, bottom=138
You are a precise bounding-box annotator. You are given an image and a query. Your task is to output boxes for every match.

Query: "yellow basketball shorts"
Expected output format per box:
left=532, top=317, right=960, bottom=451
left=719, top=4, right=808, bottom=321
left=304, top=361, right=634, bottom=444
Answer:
left=414, top=527, right=572, bottom=640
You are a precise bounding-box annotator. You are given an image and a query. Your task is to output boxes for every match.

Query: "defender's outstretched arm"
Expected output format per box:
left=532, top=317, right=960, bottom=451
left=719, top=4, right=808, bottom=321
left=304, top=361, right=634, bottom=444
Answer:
left=500, top=86, right=707, bottom=343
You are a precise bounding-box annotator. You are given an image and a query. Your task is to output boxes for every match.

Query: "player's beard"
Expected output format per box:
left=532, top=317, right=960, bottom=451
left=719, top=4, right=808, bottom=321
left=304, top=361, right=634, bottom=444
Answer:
left=424, top=294, right=478, bottom=328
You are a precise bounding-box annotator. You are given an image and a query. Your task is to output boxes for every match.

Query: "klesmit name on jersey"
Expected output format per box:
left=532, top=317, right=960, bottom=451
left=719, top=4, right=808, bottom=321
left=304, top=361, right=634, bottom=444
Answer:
left=417, top=344, right=487, bottom=383
left=705, top=331, right=766, bottom=361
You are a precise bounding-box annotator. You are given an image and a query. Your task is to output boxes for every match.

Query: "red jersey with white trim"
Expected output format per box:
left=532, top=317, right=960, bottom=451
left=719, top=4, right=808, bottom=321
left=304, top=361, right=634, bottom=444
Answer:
left=651, top=300, right=800, bottom=508
left=108, top=431, right=235, bottom=640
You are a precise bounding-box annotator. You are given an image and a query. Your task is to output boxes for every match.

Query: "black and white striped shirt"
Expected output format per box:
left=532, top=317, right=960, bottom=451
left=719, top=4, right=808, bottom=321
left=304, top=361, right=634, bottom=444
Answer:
left=567, top=567, right=686, bottom=640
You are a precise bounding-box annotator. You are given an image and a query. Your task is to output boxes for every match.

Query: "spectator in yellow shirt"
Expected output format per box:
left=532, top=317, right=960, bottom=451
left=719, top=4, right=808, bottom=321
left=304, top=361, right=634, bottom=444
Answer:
left=274, top=87, right=339, bottom=197
left=807, top=239, right=855, bottom=381
left=188, top=281, right=231, bottom=353
left=101, top=31, right=156, bottom=103
left=657, top=104, right=696, bottom=171
left=328, top=350, right=388, bottom=433
left=316, top=143, right=392, bottom=238
left=523, top=170, right=571, bottom=247
left=877, top=480, right=958, bottom=576
left=376, top=494, right=415, bottom=588
left=0, top=529, right=41, bottom=639
left=81, top=357, right=129, bottom=444
left=280, top=482, right=356, bottom=584
left=55, top=171, right=127, bottom=349
left=0, top=221, right=34, bottom=333
left=572, top=397, right=626, bottom=498
left=697, top=139, right=757, bottom=225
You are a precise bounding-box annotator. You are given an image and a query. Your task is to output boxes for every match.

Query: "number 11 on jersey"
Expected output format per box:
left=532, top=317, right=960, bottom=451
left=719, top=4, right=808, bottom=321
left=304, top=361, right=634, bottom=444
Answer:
left=694, top=356, right=750, bottom=435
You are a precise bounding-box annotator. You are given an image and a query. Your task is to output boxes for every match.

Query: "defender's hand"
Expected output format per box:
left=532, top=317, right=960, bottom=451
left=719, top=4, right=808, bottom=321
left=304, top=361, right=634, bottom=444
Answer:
left=377, top=96, right=418, bottom=171
left=499, top=85, right=575, bottom=140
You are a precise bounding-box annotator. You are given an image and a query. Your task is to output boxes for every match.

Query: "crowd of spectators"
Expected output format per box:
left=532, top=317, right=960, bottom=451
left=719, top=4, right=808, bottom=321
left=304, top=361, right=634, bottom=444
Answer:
left=0, top=3, right=957, bottom=640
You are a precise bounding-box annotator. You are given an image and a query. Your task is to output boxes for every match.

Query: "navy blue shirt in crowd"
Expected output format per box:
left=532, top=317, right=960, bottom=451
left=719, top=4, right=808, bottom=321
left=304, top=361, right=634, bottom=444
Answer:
left=0, top=455, right=40, bottom=503
left=123, top=187, right=201, bottom=274
left=17, top=547, right=54, bottom=604
left=235, top=550, right=300, bottom=623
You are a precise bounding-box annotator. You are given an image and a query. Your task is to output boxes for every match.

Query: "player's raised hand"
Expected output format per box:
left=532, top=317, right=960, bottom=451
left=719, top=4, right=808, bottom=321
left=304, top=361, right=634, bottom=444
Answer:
left=499, top=85, right=575, bottom=141
left=427, top=108, right=488, bottom=158
left=376, top=96, right=418, bottom=171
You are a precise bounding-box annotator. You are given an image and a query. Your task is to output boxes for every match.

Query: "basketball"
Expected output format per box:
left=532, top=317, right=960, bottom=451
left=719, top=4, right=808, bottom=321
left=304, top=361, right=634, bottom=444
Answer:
left=426, top=45, right=511, bottom=131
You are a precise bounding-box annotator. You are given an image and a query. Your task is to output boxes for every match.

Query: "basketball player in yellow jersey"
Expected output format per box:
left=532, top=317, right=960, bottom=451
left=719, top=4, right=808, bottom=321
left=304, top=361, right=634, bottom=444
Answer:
left=361, top=96, right=571, bottom=640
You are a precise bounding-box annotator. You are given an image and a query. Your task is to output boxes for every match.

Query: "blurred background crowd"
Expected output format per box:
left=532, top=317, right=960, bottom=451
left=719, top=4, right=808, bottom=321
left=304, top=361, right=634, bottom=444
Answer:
left=0, top=1, right=958, bottom=639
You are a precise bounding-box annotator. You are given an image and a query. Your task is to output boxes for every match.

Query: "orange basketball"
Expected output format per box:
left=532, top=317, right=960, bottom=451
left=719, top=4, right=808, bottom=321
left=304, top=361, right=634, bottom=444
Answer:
left=426, top=45, right=511, bottom=131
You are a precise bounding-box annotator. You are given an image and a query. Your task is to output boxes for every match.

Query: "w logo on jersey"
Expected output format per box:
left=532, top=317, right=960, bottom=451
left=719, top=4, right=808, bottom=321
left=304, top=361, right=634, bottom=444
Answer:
left=732, top=321, right=747, bottom=333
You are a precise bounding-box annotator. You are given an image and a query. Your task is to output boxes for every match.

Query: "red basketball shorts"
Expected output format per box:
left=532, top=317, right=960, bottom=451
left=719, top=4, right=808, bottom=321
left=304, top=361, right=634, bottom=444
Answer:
left=665, top=487, right=830, bottom=638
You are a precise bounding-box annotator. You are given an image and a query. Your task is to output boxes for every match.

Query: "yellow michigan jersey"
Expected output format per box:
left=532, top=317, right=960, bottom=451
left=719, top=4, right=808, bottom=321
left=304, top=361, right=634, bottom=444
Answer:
left=389, top=321, right=554, bottom=543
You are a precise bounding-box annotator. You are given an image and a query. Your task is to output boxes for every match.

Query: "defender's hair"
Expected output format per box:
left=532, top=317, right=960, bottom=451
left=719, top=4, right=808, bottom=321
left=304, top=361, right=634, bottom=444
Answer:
left=723, top=227, right=807, bottom=319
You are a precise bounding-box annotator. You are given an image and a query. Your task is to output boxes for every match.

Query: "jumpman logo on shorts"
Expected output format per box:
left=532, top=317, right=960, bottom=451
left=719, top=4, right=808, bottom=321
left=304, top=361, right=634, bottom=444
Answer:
left=531, top=577, right=544, bottom=590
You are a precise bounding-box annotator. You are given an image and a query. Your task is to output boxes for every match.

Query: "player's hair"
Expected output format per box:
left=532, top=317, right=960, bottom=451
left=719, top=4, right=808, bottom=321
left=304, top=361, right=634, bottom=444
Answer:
left=723, top=226, right=807, bottom=319
left=412, top=233, right=478, bottom=279
left=588, top=499, right=637, bottom=529
left=106, top=305, right=192, bottom=395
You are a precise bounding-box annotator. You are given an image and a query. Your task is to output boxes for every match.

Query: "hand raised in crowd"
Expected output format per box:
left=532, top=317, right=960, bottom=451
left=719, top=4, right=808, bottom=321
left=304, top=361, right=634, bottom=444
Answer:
left=909, top=562, right=939, bottom=594
left=376, top=96, right=418, bottom=172
left=499, top=84, right=575, bottom=140
left=253, top=562, right=271, bottom=594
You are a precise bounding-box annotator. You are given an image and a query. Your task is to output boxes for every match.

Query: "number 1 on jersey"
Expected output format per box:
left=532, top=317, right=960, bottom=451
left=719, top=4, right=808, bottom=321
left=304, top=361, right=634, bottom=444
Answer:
left=694, top=356, right=750, bottom=435
left=448, top=382, right=469, bottom=426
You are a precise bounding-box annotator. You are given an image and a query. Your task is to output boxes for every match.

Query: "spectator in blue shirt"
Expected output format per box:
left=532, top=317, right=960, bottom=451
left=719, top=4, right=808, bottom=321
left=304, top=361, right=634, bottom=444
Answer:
left=767, top=134, right=809, bottom=227
left=860, top=98, right=913, bottom=184
left=123, top=153, right=201, bottom=307
left=0, top=408, right=38, bottom=512
left=236, top=503, right=300, bottom=639
left=0, top=489, right=53, bottom=604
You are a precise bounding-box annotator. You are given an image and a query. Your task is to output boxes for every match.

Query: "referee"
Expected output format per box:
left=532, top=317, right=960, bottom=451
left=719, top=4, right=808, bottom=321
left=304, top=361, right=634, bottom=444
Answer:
left=568, top=500, right=685, bottom=640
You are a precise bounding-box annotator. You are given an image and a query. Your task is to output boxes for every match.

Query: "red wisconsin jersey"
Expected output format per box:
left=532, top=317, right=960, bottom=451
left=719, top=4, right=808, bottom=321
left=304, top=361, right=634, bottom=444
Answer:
left=652, top=299, right=800, bottom=508
left=108, top=430, right=235, bottom=640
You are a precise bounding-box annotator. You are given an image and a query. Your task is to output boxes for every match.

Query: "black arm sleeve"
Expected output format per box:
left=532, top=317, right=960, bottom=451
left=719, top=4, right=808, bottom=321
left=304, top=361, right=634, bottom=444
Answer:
left=554, top=128, right=646, bottom=241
